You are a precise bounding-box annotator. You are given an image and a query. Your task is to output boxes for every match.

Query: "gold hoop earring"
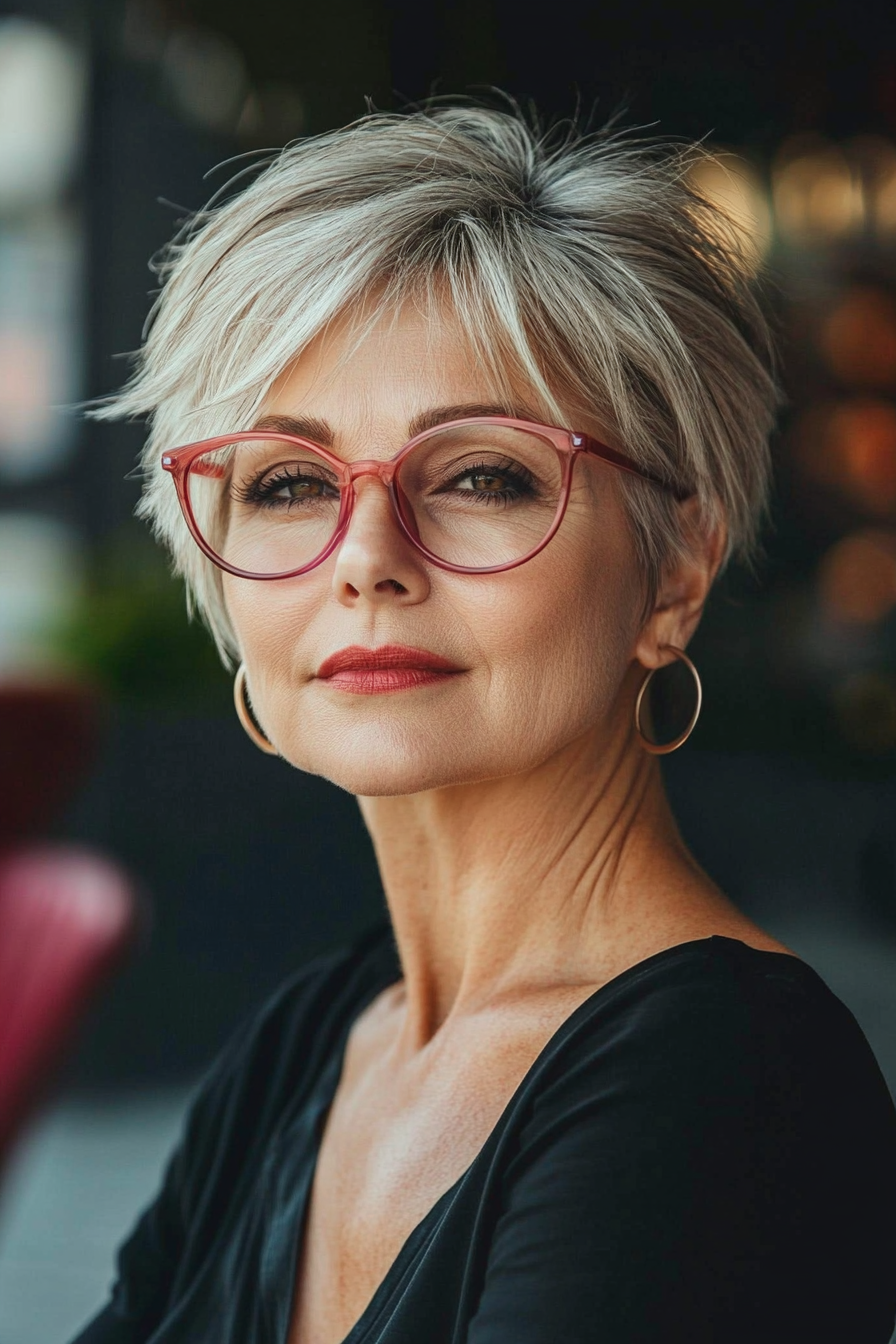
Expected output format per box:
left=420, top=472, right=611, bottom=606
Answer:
left=233, top=664, right=278, bottom=756
left=634, top=645, right=702, bottom=755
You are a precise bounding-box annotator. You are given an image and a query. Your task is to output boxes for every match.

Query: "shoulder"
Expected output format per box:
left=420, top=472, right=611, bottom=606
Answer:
left=540, top=935, right=886, bottom=1077
left=471, top=940, right=896, bottom=1343
left=516, top=936, right=896, bottom=1171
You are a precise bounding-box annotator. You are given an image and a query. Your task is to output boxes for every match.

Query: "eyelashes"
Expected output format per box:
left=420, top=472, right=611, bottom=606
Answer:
left=445, top=459, right=536, bottom=500
left=232, top=463, right=340, bottom=509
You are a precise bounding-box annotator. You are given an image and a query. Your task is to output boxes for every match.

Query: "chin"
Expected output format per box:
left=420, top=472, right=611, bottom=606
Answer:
left=275, top=720, right=533, bottom=798
left=287, top=748, right=495, bottom=798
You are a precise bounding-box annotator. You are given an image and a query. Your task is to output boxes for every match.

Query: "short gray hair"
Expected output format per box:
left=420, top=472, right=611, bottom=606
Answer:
left=95, top=103, right=780, bottom=661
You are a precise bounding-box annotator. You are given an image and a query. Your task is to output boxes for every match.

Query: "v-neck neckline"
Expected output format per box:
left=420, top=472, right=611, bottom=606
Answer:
left=274, top=930, right=810, bottom=1344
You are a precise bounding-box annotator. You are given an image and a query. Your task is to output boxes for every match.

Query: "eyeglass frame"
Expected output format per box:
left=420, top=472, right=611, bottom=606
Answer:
left=161, top=415, right=689, bottom=581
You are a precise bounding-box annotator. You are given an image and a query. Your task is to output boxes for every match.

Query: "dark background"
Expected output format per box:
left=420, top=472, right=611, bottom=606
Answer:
left=2, top=0, right=896, bottom=1090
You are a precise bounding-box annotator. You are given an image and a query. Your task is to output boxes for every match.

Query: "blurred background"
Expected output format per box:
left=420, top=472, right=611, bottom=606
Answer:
left=1, top=0, right=896, bottom=1337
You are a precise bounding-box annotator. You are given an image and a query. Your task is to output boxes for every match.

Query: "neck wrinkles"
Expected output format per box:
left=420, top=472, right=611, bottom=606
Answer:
left=357, top=714, right=685, bottom=1051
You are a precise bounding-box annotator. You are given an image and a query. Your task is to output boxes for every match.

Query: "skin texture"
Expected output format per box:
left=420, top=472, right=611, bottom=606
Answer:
left=221, top=301, right=790, bottom=1344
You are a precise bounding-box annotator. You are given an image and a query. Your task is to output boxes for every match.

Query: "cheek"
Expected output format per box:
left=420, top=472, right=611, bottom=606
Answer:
left=460, top=514, right=644, bottom=738
left=222, top=574, right=324, bottom=679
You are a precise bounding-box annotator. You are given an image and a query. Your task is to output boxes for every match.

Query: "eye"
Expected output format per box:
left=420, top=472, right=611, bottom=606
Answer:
left=233, top=462, right=340, bottom=507
left=277, top=475, right=333, bottom=499
left=441, top=458, right=536, bottom=501
left=464, top=469, right=511, bottom=493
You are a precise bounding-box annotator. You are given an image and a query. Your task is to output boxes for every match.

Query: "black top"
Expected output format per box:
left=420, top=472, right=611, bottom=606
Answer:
left=73, top=924, right=896, bottom=1344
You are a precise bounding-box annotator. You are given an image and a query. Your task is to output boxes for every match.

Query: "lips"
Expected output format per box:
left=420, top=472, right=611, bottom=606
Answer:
left=316, top=644, right=462, bottom=694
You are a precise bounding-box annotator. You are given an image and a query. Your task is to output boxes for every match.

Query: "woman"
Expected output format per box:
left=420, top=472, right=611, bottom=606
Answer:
left=76, top=105, right=896, bottom=1344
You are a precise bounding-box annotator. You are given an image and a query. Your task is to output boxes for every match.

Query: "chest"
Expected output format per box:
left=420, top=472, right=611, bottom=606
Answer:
left=286, top=1005, right=576, bottom=1344
left=298, top=1076, right=489, bottom=1323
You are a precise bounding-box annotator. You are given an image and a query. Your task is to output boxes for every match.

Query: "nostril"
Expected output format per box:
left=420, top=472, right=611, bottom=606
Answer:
left=375, top=579, right=408, bottom=595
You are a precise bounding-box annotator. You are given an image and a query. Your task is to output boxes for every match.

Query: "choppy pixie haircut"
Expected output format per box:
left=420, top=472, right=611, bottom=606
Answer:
left=95, top=100, right=780, bottom=662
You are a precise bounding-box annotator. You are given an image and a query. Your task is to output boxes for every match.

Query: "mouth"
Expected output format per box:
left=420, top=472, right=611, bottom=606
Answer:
left=316, top=644, right=464, bottom=695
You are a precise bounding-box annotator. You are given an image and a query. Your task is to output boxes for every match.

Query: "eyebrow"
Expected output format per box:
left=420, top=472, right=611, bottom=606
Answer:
left=250, top=401, right=546, bottom=446
left=251, top=412, right=334, bottom=445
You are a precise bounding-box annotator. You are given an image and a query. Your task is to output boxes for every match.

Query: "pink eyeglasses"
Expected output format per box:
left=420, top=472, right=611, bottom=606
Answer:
left=161, top=415, right=686, bottom=580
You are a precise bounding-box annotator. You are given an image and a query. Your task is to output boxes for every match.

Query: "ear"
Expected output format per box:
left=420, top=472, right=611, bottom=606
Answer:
left=633, top=498, right=727, bottom=670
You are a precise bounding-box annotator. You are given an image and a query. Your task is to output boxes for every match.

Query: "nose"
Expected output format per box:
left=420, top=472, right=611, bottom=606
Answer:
left=331, top=474, right=431, bottom=608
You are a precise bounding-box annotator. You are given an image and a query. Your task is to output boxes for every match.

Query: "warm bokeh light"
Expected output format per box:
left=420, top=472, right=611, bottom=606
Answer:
left=820, top=287, right=896, bottom=390
left=875, top=170, right=896, bottom=237
left=818, top=530, right=896, bottom=624
left=850, top=134, right=896, bottom=239
left=793, top=399, right=896, bottom=515
left=687, top=152, right=771, bottom=271
left=773, top=138, right=864, bottom=243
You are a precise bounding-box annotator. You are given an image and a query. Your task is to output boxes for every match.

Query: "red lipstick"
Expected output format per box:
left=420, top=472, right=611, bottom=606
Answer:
left=316, top=644, right=462, bottom=694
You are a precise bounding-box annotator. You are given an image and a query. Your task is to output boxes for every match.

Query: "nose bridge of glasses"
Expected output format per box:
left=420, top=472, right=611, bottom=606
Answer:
left=335, top=458, right=414, bottom=560
left=346, top=458, right=399, bottom=488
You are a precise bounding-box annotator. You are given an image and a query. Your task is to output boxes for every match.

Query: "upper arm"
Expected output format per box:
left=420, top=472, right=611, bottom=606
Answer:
left=67, top=957, right=333, bottom=1343
left=68, top=1100, right=205, bottom=1342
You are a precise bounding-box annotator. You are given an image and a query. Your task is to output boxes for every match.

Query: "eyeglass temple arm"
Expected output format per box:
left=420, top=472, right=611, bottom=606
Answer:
left=161, top=455, right=226, bottom=479
left=576, top=434, right=691, bottom=501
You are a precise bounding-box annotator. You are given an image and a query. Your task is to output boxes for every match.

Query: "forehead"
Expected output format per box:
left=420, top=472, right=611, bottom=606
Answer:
left=260, top=299, right=547, bottom=441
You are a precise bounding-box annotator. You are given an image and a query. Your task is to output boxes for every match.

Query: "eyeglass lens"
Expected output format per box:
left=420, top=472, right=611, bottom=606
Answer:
left=185, top=423, right=566, bottom=575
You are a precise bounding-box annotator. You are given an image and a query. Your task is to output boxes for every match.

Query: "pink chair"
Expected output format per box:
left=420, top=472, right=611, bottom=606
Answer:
left=0, top=847, right=137, bottom=1170
left=0, top=682, right=139, bottom=1170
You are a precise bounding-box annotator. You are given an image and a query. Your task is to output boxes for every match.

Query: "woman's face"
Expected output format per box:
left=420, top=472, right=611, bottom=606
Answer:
left=223, top=303, right=648, bottom=796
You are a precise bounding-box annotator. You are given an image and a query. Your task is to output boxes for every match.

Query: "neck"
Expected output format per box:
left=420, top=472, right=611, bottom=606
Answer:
left=358, top=714, right=725, bottom=1048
